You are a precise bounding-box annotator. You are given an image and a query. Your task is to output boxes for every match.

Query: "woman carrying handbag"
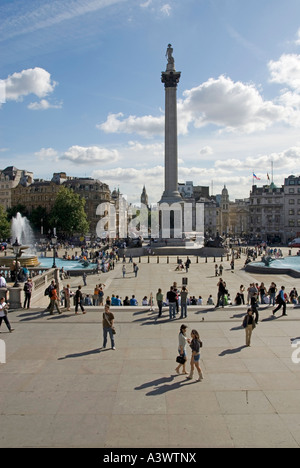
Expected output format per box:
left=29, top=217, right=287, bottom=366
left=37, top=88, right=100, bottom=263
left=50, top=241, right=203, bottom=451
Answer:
left=175, top=324, right=188, bottom=375
left=101, top=304, right=116, bottom=350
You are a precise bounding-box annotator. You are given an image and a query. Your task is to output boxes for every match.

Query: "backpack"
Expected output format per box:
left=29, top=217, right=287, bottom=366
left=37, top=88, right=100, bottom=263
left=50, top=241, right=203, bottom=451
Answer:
left=44, top=286, right=51, bottom=296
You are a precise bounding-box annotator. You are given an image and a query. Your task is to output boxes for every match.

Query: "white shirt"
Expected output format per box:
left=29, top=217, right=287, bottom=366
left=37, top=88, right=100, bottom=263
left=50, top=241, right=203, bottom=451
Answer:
left=0, top=277, right=6, bottom=287
left=0, top=301, right=7, bottom=317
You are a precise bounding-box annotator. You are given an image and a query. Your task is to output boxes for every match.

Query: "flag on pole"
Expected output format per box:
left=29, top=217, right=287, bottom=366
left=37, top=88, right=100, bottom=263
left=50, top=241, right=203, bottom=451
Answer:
left=253, top=173, right=261, bottom=180
left=267, top=173, right=270, bottom=182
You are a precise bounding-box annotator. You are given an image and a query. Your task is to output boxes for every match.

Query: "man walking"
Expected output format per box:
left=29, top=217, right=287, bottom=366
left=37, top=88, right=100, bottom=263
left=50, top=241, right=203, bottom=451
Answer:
left=273, top=286, right=287, bottom=316
left=75, top=285, right=86, bottom=314
left=49, top=284, right=62, bottom=315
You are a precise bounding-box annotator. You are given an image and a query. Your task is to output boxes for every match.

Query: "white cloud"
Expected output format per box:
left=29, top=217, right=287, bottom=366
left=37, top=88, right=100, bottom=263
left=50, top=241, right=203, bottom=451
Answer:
left=214, top=146, right=300, bottom=173
left=140, top=0, right=152, bottom=7
left=180, top=75, right=286, bottom=133
left=99, top=75, right=290, bottom=138
left=35, top=147, right=59, bottom=160
left=0, top=0, right=125, bottom=42
left=98, top=112, right=164, bottom=137
left=295, top=29, right=300, bottom=46
left=268, top=54, right=300, bottom=91
left=161, top=4, right=171, bottom=16
left=28, top=99, right=62, bottom=110
left=60, top=145, right=119, bottom=164
left=128, top=140, right=163, bottom=156
left=199, top=146, right=213, bottom=156
left=4, top=67, right=57, bottom=102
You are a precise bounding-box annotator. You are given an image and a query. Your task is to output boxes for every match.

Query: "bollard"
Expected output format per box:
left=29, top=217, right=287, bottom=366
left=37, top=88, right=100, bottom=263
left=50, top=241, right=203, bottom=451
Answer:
left=205, top=257, right=207, bottom=263
left=221, top=256, right=223, bottom=262
left=157, top=256, right=159, bottom=263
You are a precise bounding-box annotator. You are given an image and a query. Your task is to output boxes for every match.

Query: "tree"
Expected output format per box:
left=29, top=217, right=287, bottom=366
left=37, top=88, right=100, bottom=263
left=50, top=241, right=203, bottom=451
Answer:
left=29, top=206, right=50, bottom=234
left=0, top=205, right=11, bottom=240
left=50, top=186, right=89, bottom=237
left=6, top=204, right=28, bottom=220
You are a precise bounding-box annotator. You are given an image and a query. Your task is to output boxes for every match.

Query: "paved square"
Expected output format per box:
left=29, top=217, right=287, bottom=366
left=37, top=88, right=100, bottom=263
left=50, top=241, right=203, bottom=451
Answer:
left=0, top=252, right=300, bottom=447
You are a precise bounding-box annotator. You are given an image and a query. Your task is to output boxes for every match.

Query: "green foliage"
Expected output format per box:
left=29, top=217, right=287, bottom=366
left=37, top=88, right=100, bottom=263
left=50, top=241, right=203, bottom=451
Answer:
left=6, top=204, right=28, bottom=220
left=49, top=186, right=89, bottom=236
left=0, top=205, right=11, bottom=240
left=29, top=206, right=50, bottom=233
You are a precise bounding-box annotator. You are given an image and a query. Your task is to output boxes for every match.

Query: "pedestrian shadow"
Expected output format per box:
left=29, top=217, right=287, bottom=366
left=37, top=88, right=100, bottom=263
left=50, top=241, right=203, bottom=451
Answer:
left=135, top=375, right=196, bottom=395
left=17, top=310, right=46, bottom=321
left=219, top=345, right=247, bottom=356
left=58, top=348, right=101, bottom=360
left=230, top=312, right=245, bottom=319
left=261, top=315, right=278, bottom=322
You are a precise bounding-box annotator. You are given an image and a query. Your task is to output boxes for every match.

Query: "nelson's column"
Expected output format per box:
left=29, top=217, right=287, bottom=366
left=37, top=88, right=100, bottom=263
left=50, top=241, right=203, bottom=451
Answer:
left=159, top=44, right=184, bottom=238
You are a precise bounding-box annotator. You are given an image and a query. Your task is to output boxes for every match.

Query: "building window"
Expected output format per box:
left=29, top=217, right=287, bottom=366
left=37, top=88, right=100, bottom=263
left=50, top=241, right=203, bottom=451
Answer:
left=289, top=199, right=295, bottom=204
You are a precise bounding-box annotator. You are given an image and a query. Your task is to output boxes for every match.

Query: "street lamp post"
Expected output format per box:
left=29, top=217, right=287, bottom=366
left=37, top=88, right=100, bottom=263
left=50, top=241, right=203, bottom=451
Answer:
left=12, top=238, right=22, bottom=287
left=52, top=235, right=57, bottom=268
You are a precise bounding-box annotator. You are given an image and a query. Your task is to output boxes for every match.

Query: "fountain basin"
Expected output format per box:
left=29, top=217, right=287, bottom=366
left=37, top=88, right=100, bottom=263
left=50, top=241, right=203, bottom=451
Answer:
left=0, top=255, right=40, bottom=268
left=245, top=256, right=300, bottom=278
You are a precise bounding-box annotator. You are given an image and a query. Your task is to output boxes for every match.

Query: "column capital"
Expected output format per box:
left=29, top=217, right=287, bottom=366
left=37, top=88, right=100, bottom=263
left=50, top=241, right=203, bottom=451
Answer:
left=161, top=71, right=181, bottom=89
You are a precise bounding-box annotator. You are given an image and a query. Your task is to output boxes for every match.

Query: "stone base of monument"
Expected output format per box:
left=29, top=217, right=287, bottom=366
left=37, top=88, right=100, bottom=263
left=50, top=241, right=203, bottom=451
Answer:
left=8, top=287, right=23, bottom=309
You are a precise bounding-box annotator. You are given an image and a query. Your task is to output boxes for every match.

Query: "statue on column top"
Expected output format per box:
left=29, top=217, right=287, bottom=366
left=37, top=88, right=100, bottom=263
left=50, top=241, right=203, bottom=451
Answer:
left=165, top=44, right=175, bottom=71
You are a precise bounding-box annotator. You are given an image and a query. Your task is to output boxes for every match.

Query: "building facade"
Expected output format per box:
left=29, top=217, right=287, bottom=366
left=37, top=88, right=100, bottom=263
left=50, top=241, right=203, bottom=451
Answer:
left=11, top=173, right=112, bottom=238
left=249, top=183, right=284, bottom=243
left=0, top=166, right=33, bottom=209
left=283, top=175, right=300, bottom=242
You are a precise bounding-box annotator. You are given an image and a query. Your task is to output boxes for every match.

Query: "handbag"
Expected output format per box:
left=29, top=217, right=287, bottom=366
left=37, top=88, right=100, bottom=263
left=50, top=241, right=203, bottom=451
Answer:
left=176, top=355, right=186, bottom=364
left=104, top=312, right=116, bottom=335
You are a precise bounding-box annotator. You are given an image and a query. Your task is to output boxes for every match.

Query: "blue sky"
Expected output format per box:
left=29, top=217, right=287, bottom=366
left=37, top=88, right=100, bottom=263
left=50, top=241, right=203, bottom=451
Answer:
left=1, top=0, right=300, bottom=203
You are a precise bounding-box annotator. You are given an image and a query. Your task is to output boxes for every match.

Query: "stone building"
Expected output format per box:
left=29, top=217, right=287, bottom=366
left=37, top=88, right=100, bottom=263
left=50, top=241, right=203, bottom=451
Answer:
left=283, top=175, right=300, bottom=242
left=63, top=177, right=111, bottom=236
left=11, top=173, right=112, bottom=238
left=0, top=166, right=33, bottom=209
left=249, top=183, right=284, bottom=243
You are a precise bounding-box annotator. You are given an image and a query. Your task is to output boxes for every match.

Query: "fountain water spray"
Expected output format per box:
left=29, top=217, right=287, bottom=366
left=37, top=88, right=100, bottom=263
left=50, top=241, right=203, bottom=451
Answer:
left=11, top=213, right=35, bottom=251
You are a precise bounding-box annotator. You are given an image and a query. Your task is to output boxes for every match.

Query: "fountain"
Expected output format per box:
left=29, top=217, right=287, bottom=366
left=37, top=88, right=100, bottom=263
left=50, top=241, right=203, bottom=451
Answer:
left=11, top=212, right=35, bottom=248
left=0, top=213, right=40, bottom=268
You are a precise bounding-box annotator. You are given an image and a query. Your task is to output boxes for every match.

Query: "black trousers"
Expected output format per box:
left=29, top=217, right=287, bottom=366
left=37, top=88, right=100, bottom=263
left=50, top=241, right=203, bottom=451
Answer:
left=0, top=315, right=11, bottom=331
left=273, top=299, right=286, bottom=315
left=24, top=292, right=31, bottom=309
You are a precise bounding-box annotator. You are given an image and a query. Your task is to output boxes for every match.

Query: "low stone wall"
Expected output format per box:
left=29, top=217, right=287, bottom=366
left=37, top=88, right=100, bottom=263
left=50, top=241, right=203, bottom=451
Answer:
left=6, top=268, right=60, bottom=309
left=245, top=264, right=300, bottom=278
